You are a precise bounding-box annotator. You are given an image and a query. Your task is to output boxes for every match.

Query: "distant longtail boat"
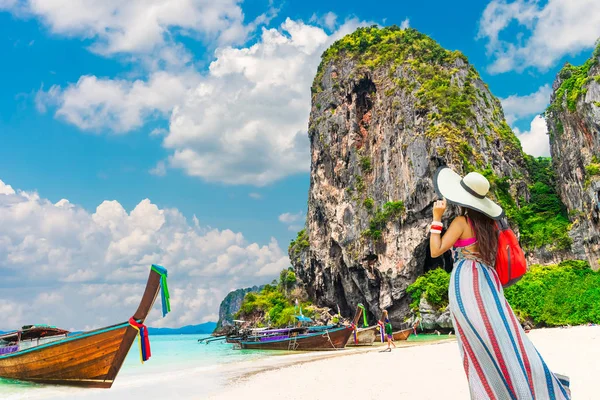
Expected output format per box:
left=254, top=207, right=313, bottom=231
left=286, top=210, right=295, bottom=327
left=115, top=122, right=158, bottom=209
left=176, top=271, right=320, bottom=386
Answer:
left=0, top=265, right=171, bottom=388
left=392, top=328, right=412, bottom=341
left=237, top=306, right=362, bottom=351
left=346, top=304, right=377, bottom=346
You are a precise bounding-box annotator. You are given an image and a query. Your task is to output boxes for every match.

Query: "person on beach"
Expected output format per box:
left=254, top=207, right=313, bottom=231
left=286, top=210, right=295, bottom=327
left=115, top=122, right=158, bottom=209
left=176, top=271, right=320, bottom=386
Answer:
left=382, top=310, right=396, bottom=351
left=430, top=166, right=571, bottom=399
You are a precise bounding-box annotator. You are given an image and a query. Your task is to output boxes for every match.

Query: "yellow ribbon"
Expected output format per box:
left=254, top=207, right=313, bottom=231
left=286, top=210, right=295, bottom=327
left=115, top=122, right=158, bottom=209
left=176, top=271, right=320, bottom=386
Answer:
left=129, top=323, right=144, bottom=364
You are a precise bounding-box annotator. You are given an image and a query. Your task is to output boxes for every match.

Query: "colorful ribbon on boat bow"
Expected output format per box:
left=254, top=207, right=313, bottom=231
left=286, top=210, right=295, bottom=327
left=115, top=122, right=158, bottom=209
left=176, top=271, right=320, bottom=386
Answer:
left=151, top=264, right=171, bottom=317
left=357, top=303, right=368, bottom=328
left=345, top=322, right=358, bottom=344
left=129, top=317, right=152, bottom=363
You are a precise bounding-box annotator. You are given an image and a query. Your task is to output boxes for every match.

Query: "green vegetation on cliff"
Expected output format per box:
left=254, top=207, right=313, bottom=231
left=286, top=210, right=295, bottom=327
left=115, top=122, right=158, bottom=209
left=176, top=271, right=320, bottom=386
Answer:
left=481, top=157, right=571, bottom=251
left=504, top=261, right=600, bottom=326
left=289, top=229, right=309, bottom=256
left=363, top=200, right=405, bottom=239
left=548, top=42, right=600, bottom=113
left=313, top=25, right=524, bottom=169
left=236, top=268, right=313, bottom=327
left=314, top=26, right=467, bottom=89
left=215, top=286, right=263, bottom=330
left=408, top=261, right=600, bottom=326
left=406, top=268, right=450, bottom=311
left=585, top=156, right=600, bottom=187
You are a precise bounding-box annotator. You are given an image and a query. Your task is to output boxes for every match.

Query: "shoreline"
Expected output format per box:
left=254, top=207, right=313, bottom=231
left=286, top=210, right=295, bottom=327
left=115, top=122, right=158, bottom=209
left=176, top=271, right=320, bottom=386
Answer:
left=232, top=337, right=457, bottom=383
left=209, top=326, right=599, bottom=400
left=2, top=327, right=598, bottom=399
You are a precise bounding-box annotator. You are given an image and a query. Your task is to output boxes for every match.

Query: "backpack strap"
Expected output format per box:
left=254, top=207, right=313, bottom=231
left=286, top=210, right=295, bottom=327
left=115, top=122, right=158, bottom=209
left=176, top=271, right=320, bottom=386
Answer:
left=496, top=218, right=509, bottom=231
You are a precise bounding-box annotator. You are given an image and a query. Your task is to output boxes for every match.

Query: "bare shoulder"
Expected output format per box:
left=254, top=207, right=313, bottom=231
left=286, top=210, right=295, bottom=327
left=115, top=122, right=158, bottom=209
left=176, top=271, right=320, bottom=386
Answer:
left=448, top=216, right=467, bottom=234
left=451, top=215, right=467, bottom=226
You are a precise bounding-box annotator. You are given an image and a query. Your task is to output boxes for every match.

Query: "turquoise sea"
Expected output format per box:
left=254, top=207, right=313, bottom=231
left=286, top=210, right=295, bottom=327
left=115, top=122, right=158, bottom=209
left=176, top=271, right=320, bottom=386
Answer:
left=0, top=335, right=273, bottom=400
left=0, top=333, right=453, bottom=399
left=407, top=333, right=454, bottom=342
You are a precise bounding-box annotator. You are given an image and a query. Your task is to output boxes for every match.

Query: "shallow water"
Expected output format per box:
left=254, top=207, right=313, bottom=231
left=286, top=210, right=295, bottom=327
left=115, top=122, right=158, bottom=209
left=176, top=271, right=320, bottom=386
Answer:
left=0, top=334, right=270, bottom=399
left=407, top=333, right=454, bottom=342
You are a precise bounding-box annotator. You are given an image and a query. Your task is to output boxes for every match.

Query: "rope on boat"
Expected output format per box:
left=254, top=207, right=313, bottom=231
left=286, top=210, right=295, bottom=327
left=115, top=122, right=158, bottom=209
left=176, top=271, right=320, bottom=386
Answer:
left=129, top=318, right=152, bottom=363
left=323, top=329, right=338, bottom=350
left=151, top=264, right=171, bottom=317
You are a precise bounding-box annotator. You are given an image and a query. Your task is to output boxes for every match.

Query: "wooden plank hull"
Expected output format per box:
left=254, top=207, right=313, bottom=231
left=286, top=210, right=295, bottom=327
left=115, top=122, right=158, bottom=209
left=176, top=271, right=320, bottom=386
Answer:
left=346, top=326, right=377, bottom=346
left=0, top=265, right=165, bottom=388
left=239, top=327, right=352, bottom=351
left=392, top=328, right=412, bottom=341
left=0, top=324, right=133, bottom=388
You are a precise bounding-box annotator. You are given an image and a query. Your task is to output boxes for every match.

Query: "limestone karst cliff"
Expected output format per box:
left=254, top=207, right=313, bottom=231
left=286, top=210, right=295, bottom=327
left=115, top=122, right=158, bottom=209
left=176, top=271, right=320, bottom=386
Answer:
left=215, top=286, right=263, bottom=332
left=546, top=43, right=600, bottom=270
left=289, top=26, right=572, bottom=326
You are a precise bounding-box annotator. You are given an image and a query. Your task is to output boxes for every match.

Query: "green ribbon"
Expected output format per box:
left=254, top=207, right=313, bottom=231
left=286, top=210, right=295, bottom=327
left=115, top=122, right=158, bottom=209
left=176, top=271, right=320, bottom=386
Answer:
left=358, top=303, right=368, bottom=328
left=151, top=265, right=171, bottom=317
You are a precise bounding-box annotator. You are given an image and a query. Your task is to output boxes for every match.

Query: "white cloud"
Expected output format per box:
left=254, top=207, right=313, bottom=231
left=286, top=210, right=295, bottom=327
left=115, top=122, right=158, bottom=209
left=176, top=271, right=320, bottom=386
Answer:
left=0, top=0, right=17, bottom=9
left=38, top=72, right=194, bottom=133
left=3, top=0, right=252, bottom=55
left=278, top=211, right=303, bottom=224
left=0, top=301, right=25, bottom=330
left=33, top=15, right=365, bottom=185
left=500, top=84, right=552, bottom=124
left=310, top=12, right=338, bottom=30
left=478, top=0, right=600, bottom=73
left=150, top=160, right=167, bottom=177
left=163, top=18, right=364, bottom=185
left=0, top=178, right=289, bottom=330
left=0, top=180, right=15, bottom=195
left=249, top=192, right=262, bottom=200
left=279, top=211, right=305, bottom=232
left=150, top=127, right=168, bottom=136
left=400, top=18, right=410, bottom=29
left=513, top=115, right=550, bottom=157
left=287, top=224, right=303, bottom=232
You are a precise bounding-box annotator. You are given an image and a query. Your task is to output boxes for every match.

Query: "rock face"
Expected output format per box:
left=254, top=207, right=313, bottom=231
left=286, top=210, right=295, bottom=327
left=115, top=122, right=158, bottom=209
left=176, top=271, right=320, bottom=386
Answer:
left=546, top=43, right=600, bottom=270
left=413, top=298, right=453, bottom=330
left=289, top=27, right=546, bottom=327
left=215, top=286, right=263, bottom=331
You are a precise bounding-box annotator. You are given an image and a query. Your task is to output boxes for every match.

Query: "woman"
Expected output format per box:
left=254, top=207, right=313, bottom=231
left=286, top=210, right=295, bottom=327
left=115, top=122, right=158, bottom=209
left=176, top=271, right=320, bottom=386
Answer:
left=382, top=310, right=396, bottom=351
left=430, top=166, right=570, bottom=399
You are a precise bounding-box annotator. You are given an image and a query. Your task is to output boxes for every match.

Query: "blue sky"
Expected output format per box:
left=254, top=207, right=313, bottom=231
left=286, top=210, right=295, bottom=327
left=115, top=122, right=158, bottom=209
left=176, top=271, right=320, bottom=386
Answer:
left=0, top=0, right=599, bottom=329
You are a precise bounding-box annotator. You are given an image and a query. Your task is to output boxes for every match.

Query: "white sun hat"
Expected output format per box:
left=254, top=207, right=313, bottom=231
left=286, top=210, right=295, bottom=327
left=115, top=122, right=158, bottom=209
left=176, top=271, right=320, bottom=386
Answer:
left=433, top=166, right=504, bottom=220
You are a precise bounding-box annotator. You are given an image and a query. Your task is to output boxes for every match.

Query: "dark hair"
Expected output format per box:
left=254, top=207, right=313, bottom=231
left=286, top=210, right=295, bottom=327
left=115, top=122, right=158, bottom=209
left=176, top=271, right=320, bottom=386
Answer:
left=461, top=207, right=497, bottom=266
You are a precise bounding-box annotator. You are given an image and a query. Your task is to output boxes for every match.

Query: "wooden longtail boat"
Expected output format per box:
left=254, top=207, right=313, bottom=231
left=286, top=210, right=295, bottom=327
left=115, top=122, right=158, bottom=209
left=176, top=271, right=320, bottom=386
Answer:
left=0, top=265, right=170, bottom=388
left=345, top=303, right=377, bottom=346
left=239, top=325, right=353, bottom=351
left=346, top=325, right=377, bottom=346
left=221, top=325, right=337, bottom=346
left=0, top=325, right=69, bottom=343
left=392, top=327, right=413, bottom=341
left=238, top=307, right=362, bottom=351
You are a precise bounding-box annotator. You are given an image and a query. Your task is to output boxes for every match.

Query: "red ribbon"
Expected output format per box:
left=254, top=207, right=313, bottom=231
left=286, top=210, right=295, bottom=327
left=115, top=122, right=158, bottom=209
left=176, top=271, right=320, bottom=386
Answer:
left=129, top=317, right=152, bottom=362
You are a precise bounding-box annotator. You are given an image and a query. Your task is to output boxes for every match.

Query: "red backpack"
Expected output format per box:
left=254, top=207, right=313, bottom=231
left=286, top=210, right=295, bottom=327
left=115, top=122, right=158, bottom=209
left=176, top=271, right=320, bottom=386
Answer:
left=495, top=218, right=527, bottom=287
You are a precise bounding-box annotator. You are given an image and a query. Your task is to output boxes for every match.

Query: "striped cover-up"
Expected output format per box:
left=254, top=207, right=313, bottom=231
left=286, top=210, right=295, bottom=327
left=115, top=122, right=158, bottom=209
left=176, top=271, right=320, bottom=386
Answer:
left=449, top=251, right=571, bottom=399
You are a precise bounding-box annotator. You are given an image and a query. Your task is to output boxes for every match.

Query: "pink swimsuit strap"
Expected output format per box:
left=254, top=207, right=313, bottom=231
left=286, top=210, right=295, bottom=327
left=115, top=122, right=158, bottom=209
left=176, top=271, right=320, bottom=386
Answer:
left=454, top=216, right=478, bottom=248
left=454, top=237, right=477, bottom=248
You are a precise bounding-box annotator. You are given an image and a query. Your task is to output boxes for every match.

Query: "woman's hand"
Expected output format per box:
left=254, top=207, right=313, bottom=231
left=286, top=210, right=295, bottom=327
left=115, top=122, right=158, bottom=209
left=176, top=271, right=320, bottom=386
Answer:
left=433, top=198, right=446, bottom=221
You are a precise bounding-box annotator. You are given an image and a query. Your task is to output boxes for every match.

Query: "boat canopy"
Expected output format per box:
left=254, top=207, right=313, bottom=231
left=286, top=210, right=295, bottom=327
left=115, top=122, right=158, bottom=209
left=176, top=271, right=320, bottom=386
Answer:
left=0, top=325, right=69, bottom=343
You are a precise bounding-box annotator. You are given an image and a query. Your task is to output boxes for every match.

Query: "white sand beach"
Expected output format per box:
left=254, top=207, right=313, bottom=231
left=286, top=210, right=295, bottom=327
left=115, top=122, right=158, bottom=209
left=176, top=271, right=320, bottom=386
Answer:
left=6, top=326, right=598, bottom=400
left=209, top=326, right=599, bottom=400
